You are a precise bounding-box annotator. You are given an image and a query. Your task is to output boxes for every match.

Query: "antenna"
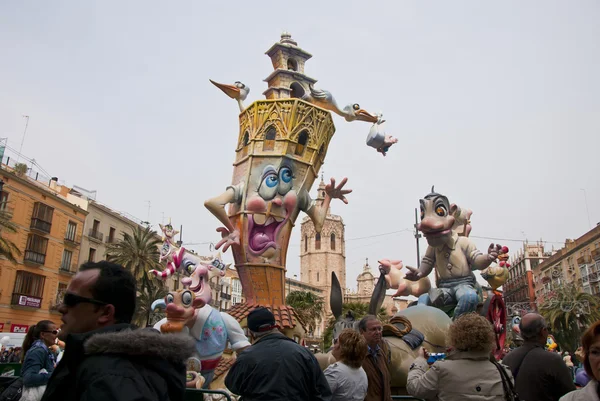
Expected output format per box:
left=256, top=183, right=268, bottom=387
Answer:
left=145, top=201, right=151, bottom=222
left=16, top=115, right=30, bottom=164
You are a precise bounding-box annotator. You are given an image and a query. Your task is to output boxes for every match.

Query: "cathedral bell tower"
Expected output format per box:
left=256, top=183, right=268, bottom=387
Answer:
left=300, top=177, right=346, bottom=336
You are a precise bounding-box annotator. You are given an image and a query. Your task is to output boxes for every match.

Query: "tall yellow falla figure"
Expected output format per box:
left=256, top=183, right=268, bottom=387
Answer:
left=205, top=33, right=390, bottom=335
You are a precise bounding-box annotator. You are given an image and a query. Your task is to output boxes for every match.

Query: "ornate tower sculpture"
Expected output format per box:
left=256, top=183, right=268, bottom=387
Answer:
left=205, top=33, right=383, bottom=333
left=300, top=178, right=346, bottom=334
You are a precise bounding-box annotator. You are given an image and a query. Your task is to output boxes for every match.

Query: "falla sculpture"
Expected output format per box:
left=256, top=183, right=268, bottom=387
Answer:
left=204, top=32, right=395, bottom=333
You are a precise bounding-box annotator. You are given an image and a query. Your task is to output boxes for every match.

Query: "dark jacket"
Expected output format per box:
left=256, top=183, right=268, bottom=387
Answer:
left=225, top=332, right=332, bottom=401
left=40, top=324, right=195, bottom=401
left=21, top=342, right=55, bottom=387
left=502, top=343, right=576, bottom=401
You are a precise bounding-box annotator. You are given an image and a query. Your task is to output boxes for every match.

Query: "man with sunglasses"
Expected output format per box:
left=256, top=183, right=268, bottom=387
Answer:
left=41, top=261, right=195, bottom=401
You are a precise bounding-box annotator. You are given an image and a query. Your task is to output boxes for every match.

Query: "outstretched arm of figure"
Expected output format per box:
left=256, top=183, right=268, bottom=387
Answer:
left=469, top=242, right=502, bottom=270
left=305, top=177, right=352, bottom=233
left=379, top=259, right=431, bottom=297
left=404, top=247, right=435, bottom=281
left=204, top=188, right=240, bottom=252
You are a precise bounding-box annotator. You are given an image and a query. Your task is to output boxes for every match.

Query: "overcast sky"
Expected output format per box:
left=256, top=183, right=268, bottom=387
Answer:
left=1, top=1, right=598, bottom=290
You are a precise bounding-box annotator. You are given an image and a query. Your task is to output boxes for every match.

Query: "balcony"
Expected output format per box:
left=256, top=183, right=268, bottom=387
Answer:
left=59, top=263, right=77, bottom=275
left=0, top=206, right=15, bottom=219
left=105, top=236, right=117, bottom=244
left=589, top=272, right=600, bottom=283
left=87, top=229, right=104, bottom=243
left=592, top=249, right=600, bottom=261
left=577, top=255, right=592, bottom=265
left=64, top=234, right=81, bottom=246
left=30, top=218, right=51, bottom=234
left=220, top=292, right=232, bottom=301
left=23, top=250, right=45, bottom=266
left=11, top=293, right=42, bottom=309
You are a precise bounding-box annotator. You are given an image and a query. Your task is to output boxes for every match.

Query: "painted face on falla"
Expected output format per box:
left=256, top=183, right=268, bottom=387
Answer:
left=244, top=161, right=299, bottom=258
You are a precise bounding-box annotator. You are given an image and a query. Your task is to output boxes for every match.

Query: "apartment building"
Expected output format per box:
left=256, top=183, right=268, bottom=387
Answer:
left=533, top=224, right=600, bottom=304
left=0, top=167, right=87, bottom=332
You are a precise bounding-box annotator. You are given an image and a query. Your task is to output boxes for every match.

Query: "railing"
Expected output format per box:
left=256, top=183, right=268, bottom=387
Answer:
left=105, top=236, right=117, bottom=244
left=24, top=250, right=45, bottom=265
left=577, top=255, right=592, bottom=265
left=64, top=234, right=81, bottom=245
left=220, top=292, right=231, bottom=300
left=592, top=248, right=600, bottom=260
left=88, top=229, right=104, bottom=242
left=59, top=263, right=77, bottom=274
left=30, top=218, right=51, bottom=234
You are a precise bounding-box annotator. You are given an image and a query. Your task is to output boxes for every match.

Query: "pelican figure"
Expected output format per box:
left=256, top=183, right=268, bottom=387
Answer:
left=303, top=85, right=380, bottom=123
left=209, top=80, right=250, bottom=112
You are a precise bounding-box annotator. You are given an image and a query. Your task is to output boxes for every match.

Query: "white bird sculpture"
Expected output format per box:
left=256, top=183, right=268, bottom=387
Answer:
left=302, top=85, right=380, bottom=123
left=209, top=80, right=250, bottom=112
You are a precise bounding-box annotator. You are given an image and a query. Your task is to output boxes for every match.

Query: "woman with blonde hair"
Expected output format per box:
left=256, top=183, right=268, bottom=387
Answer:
left=560, top=320, right=600, bottom=401
left=324, top=328, right=368, bottom=401
left=408, top=312, right=514, bottom=401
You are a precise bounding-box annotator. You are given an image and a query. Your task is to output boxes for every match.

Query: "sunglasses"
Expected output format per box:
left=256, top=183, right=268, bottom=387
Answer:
left=63, top=292, right=108, bottom=307
left=42, top=330, right=59, bottom=335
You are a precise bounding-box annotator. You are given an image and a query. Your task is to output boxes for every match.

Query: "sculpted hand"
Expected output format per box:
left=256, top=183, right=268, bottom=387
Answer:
left=487, top=243, right=502, bottom=261
left=325, top=177, right=352, bottom=204
left=404, top=265, right=422, bottom=282
left=215, top=227, right=240, bottom=252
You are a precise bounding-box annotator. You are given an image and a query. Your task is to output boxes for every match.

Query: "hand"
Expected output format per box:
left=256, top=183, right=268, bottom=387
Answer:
left=487, top=243, right=502, bottom=261
left=404, top=265, right=422, bottom=282
left=417, top=347, right=429, bottom=360
left=325, top=177, right=352, bottom=204
left=215, top=227, right=240, bottom=252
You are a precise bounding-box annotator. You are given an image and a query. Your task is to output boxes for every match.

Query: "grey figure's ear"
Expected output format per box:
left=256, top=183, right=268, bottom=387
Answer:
left=330, top=272, right=343, bottom=320
left=369, top=274, right=386, bottom=316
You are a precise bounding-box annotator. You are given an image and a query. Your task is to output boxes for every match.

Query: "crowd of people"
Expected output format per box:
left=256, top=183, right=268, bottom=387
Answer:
left=1, top=259, right=599, bottom=401
left=0, top=347, right=21, bottom=364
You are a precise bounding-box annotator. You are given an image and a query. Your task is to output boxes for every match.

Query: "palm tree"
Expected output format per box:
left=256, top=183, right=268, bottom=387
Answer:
left=539, top=284, right=600, bottom=354
left=286, top=291, right=325, bottom=335
left=323, top=301, right=388, bottom=348
left=135, top=280, right=169, bottom=328
left=105, top=225, right=162, bottom=287
left=0, top=209, right=21, bottom=263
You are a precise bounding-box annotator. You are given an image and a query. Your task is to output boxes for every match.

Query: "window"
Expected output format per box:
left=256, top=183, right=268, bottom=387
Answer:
left=315, top=233, right=321, bottom=250
left=24, top=234, right=48, bottom=264
left=0, top=191, right=8, bottom=211
left=56, top=282, right=67, bottom=302
left=31, top=202, right=54, bottom=233
left=330, top=233, right=336, bottom=251
left=61, top=250, right=73, bottom=271
left=108, top=227, right=116, bottom=243
left=88, top=248, right=96, bottom=262
left=295, top=130, right=308, bottom=156
left=290, top=82, right=305, bottom=98
left=287, top=58, right=298, bottom=71
left=304, top=235, right=308, bottom=252
left=13, top=271, right=45, bottom=298
left=92, top=219, right=100, bottom=232
left=317, top=272, right=319, bottom=282
left=263, top=126, right=276, bottom=151
left=32, top=202, right=54, bottom=223
left=241, top=131, right=250, bottom=157
left=66, top=221, right=77, bottom=241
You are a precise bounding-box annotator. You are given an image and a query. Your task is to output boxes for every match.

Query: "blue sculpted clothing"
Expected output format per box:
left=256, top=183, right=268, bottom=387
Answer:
left=22, top=340, right=55, bottom=387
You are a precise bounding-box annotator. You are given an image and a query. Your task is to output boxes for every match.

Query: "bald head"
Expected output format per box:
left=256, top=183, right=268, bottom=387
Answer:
left=520, top=313, right=547, bottom=344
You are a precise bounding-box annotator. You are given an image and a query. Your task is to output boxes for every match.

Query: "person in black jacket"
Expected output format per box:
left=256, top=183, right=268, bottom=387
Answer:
left=225, top=307, right=332, bottom=401
left=41, top=261, right=196, bottom=401
left=502, top=313, right=575, bottom=401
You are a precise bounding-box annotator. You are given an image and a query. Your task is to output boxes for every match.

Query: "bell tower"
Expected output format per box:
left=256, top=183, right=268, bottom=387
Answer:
left=263, top=32, right=318, bottom=100
left=300, top=178, right=346, bottom=336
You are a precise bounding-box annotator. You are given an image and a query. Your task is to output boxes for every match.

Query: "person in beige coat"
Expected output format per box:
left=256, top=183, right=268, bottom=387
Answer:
left=407, top=313, right=513, bottom=401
